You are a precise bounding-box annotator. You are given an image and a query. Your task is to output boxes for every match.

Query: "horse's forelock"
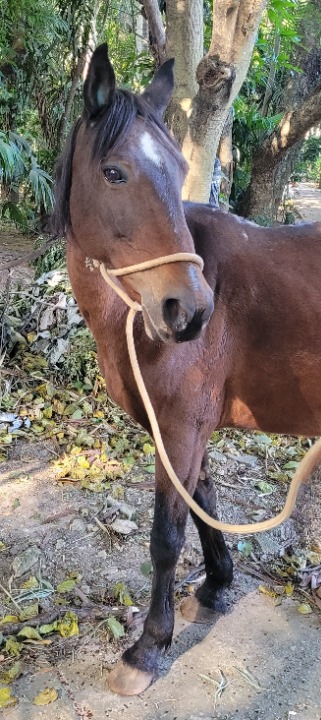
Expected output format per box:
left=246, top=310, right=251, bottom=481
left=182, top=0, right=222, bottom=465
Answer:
left=91, top=89, right=176, bottom=161
left=92, top=89, right=139, bottom=160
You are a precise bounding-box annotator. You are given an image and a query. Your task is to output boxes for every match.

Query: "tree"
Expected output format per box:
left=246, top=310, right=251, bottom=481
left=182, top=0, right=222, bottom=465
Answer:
left=237, top=0, right=321, bottom=221
left=241, top=80, right=321, bottom=218
left=143, top=0, right=267, bottom=202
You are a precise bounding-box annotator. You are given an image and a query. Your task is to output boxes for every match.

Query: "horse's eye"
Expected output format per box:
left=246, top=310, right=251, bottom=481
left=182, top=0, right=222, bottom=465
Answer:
left=103, top=166, right=126, bottom=184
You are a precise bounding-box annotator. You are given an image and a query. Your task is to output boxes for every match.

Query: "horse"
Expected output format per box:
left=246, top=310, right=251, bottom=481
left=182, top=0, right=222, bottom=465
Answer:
left=52, top=43, right=321, bottom=696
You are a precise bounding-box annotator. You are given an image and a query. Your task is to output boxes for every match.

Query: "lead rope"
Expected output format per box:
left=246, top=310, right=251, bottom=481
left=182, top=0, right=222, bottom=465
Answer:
left=94, top=254, right=321, bottom=534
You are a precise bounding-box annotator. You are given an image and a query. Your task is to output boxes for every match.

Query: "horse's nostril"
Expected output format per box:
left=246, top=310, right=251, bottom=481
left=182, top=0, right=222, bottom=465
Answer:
left=163, top=298, right=189, bottom=333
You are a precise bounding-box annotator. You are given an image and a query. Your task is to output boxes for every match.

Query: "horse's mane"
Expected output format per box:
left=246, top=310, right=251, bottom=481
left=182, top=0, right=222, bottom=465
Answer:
left=51, top=89, right=174, bottom=238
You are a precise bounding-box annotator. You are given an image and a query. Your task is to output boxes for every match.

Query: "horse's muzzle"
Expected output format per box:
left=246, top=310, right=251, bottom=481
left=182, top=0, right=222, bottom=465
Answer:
left=125, top=263, right=214, bottom=343
left=162, top=297, right=213, bottom=342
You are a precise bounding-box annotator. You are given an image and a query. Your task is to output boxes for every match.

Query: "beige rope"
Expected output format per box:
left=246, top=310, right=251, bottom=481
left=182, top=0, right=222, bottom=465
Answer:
left=95, top=254, right=321, bottom=535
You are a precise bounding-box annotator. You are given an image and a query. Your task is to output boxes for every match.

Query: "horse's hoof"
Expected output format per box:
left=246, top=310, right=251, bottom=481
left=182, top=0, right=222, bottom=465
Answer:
left=108, top=660, right=154, bottom=696
left=180, top=595, right=218, bottom=624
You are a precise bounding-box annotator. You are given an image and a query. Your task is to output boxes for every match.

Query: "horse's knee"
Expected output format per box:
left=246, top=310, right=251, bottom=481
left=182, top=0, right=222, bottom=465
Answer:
left=150, top=497, right=186, bottom=570
left=150, top=520, right=185, bottom=570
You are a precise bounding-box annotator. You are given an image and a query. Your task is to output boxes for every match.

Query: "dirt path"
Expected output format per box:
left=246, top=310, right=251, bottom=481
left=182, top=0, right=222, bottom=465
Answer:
left=291, top=181, right=321, bottom=222
left=0, top=225, right=35, bottom=294
left=1, top=205, right=321, bottom=720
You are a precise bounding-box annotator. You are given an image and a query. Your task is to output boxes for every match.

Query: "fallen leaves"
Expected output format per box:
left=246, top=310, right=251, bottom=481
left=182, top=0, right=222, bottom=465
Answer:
left=106, top=617, right=125, bottom=640
left=297, top=603, right=313, bottom=615
left=0, top=686, right=17, bottom=708
left=56, top=578, right=76, bottom=594
left=0, top=660, right=23, bottom=684
left=33, top=687, right=58, bottom=705
left=56, top=612, right=79, bottom=638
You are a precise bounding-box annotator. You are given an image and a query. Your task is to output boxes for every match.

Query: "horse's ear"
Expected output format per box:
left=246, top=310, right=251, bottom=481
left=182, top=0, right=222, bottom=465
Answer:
left=141, top=59, right=175, bottom=116
left=83, top=43, right=116, bottom=118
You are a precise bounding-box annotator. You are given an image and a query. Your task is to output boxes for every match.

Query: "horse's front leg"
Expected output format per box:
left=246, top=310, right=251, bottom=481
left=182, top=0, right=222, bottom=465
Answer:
left=108, top=432, right=204, bottom=696
left=181, top=451, right=233, bottom=623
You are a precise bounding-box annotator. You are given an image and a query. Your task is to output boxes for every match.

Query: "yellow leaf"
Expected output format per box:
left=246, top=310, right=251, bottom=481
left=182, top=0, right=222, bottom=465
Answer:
left=80, top=479, right=107, bottom=492
left=43, top=406, right=53, bottom=419
left=53, top=401, right=66, bottom=415
left=56, top=578, right=76, bottom=593
left=27, top=332, right=37, bottom=343
left=18, top=627, right=42, bottom=640
left=258, top=584, right=276, bottom=599
left=0, top=615, right=19, bottom=625
left=33, top=688, right=58, bottom=705
left=32, top=424, right=44, bottom=434
left=35, top=383, right=48, bottom=397
left=297, top=603, right=313, bottom=615
left=284, top=582, right=294, bottom=597
left=93, top=411, right=104, bottom=419
left=1, top=434, right=13, bottom=445
left=0, top=541, right=6, bottom=551
left=4, top=638, right=22, bottom=657
left=39, top=621, right=58, bottom=635
left=21, top=576, right=39, bottom=590
left=76, top=456, right=90, bottom=469
left=0, top=687, right=17, bottom=708
left=0, top=660, right=23, bottom=684
left=19, top=603, right=39, bottom=621
left=57, top=611, right=79, bottom=638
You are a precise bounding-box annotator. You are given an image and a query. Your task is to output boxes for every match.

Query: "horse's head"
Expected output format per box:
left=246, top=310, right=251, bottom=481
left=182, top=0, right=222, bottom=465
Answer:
left=53, top=44, right=213, bottom=343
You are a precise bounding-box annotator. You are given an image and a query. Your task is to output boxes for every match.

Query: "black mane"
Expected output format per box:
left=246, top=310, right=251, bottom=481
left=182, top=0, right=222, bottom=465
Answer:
left=51, top=89, right=175, bottom=238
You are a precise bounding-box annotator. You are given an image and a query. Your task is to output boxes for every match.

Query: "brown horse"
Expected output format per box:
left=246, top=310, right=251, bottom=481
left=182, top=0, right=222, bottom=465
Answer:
left=52, top=44, right=321, bottom=696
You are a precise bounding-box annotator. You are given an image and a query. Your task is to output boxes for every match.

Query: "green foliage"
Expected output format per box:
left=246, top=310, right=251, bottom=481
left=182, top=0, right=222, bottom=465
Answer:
left=64, top=328, right=99, bottom=383
left=0, top=0, right=155, bottom=233
left=104, top=8, right=154, bottom=90
left=0, top=131, right=54, bottom=229
left=232, top=0, right=309, bottom=207
left=302, top=136, right=321, bottom=164
left=292, top=135, right=321, bottom=183
left=34, top=239, right=66, bottom=278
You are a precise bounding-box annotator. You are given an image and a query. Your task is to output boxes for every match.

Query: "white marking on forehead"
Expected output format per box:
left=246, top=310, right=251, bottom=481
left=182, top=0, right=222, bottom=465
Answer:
left=140, top=131, right=162, bottom=166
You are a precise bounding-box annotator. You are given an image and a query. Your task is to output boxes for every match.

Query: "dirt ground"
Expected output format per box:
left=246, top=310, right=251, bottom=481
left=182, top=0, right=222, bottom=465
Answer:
left=1, top=189, right=321, bottom=720
left=290, top=181, right=321, bottom=223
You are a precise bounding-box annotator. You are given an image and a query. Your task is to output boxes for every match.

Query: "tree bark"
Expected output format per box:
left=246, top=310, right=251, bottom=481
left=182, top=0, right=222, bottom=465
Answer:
left=165, top=0, right=204, bottom=146
left=57, top=49, right=88, bottom=148
left=142, top=0, right=266, bottom=202
left=181, top=0, right=267, bottom=202
left=242, top=1, right=321, bottom=221
left=142, top=0, right=166, bottom=65
left=242, top=82, right=321, bottom=218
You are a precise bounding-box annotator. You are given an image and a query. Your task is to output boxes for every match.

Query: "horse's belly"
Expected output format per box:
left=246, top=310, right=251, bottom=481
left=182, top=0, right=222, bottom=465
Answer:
left=221, top=358, right=321, bottom=437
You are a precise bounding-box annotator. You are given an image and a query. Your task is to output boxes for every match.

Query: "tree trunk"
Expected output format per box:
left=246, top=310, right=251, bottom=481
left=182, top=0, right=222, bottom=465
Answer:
left=273, top=144, right=302, bottom=220
left=165, top=0, right=203, bottom=146
left=242, top=81, right=321, bottom=219
left=239, top=145, right=302, bottom=222
left=180, top=0, right=267, bottom=202
left=143, top=0, right=166, bottom=64
left=143, top=0, right=266, bottom=203
left=134, top=2, right=149, bottom=55
left=57, top=49, right=88, bottom=148
left=243, top=2, right=321, bottom=221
